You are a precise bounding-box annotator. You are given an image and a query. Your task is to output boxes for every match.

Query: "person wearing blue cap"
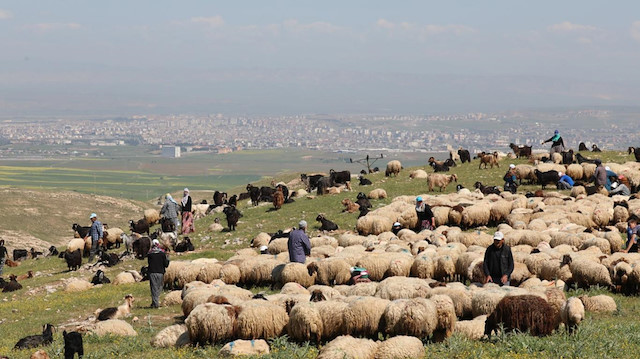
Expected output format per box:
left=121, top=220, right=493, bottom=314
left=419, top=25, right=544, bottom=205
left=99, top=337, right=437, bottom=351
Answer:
left=541, top=129, right=565, bottom=158
left=415, top=196, right=435, bottom=231
left=86, top=213, right=103, bottom=262
left=288, top=220, right=311, bottom=263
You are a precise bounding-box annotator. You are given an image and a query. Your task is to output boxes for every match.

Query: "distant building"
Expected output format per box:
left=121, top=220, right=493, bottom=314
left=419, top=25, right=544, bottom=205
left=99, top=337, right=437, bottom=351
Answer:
left=161, top=146, right=181, bottom=158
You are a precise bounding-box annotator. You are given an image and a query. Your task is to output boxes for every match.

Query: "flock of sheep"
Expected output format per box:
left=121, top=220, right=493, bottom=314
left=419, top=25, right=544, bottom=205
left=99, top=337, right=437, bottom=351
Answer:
left=6, top=147, right=640, bottom=358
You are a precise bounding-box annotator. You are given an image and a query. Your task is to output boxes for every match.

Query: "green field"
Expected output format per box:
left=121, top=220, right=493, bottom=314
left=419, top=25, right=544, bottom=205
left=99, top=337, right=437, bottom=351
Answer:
left=1, top=149, right=639, bottom=358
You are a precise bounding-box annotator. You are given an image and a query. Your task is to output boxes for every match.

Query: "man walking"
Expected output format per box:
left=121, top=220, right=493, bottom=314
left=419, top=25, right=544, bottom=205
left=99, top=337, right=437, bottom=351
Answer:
left=288, top=220, right=311, bottom=264
left=147, top=239, right=169, bottom=308
left=86, top=213, right=103, bottom=262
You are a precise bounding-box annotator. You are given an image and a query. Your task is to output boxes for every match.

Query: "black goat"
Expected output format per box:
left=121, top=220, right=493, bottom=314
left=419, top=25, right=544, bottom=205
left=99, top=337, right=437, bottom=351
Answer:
left=458, top=149, right=471, bottom=163
left=629, top=147, right=640, bottom=162
left=72, top=223, right=91, bottom=238
left=316, top=214, right=339, bottom=231
left=246, top=184, right=261, bottom=206
left=2, top=274, right=22, bottom=292
left=356, top=192, right=372, bottom=209
left=316, top=176, right=332, bottom=195
left=358, top=206, right=369, bottom=218
left=0, top=277, right=6, bottom=289
left=64, top=249, right=82, bottom=271
left=227, top=194, right=238, bottom=207
left=223, top=205, right=242, bottom=231
left=443, top=158, right=457, bottom=167
left=47, top=246, right=59, bottom=257
left=30, top=247, right=44, bottom=259
left=63, top=330, right=84, bottom=359
left=140, top=266, right=149, bottom=281
left=301, top=173, right=324, bottom=192
left=132, top=236, right=151, bottom=259
left=591, top=144, right=602, bottom=152
left=578, top=142, right=588, bottom=151
left=509, top=143, right=532, bottom=158
left=576, top=153, right=597, bottom=164
left=213, top=190, right=228, bottom=207
left=259, top=186, right=275, bottom=202
left=13, top=249, right=28, bottom=261
left=159, top=217, right=175, bottom=233
left=91, top=269, right=111, bottom=285
left=561, top=150, right=574, bottom=164
left=534, top=169, right=560, bottom=189
left=329, top=169, right=351, bottom=186
left=474, top=181, right=501, bottom=195
left=358, top=176, right=372, bottom=186
left=97, top=250, right=120, bottom=267
left=129, top=218, right=150, bottom=235
left=14, top=323, right=54, bottom=349
left=431, top=162, right=450, bottom=172
left=175, top=237, right=195, bottom=252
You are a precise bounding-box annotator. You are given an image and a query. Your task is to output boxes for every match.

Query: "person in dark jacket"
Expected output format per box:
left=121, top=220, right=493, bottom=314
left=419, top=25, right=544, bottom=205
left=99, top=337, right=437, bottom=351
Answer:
left=0, top=239, right=7, bottom=276
left=593, top=159, right=608, bottom=190
left=415, top=196, right=435, bottom=230
left=483, top=231, right=514, bottom=286
left=86, top=213, right=103, bottom=262
left=147, top=239, right=169, bottom=308
left=503, top=164, right=518, bottom=194
left=288, top=220, right=311, bottom=263
left=542, top=129, right=565, bottom=157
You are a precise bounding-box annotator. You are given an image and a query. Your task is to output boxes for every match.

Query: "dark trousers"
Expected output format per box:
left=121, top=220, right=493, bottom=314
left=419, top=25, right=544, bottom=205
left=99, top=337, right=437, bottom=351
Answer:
left=89, top=239, right=99, bottom=262
left=149, top=272, right=164, bottom=307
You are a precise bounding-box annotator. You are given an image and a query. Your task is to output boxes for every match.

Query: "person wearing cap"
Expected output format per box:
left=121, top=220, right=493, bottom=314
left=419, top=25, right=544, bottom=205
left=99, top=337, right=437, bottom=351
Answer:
left=259, top=245, right=269, bottom=255
left=392, top=222, right=402, bottom=235
left=503, top=164, right=518, bottom=194
left=181, top=188, right=194, bottom=235
left=541, top=129, right=565, bottom=157
left=557, top=171, right=574, bottom=190
left=288, top=220, right=311, bottom=263
left=593, top=160, right=608, bottom=190
left=160, top=193, right=180, bottom=231
left=147, top=238, right=169, bottom=308
left=483, top=231, right=514, bottom=286
left=85, top=213, right=103, bottom=262
left=415, top=197, right=435, bottom=231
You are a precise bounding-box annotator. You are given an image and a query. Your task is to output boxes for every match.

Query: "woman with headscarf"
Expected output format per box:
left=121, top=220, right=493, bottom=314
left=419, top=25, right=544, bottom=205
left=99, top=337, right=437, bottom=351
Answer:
left=160, top=193, right=179, bottom=231
left=181, top=188, right=194, bottom=235
left=541, top=130, right=565, bottom=157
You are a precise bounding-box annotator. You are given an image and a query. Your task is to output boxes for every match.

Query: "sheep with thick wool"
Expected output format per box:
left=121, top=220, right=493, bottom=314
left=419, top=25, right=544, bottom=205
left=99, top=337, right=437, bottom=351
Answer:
left=151, top=324, right=190, bottom=348
left=144, top=208, right=160, bottom=225
left=410, top=254, right=435, bottom=279
left=375, top=336, right=425, bottom=359
left=578, top=294, right=617, bottom=313
left=368, top=188, right=387, bottom=199
left=409, top=169, right=428, bottom=179
left=185, top=303, right=238, bottom=345
left=570, top=259, right=613, bottom=288
left=307, top=259, right=351, bottom=286
left=454, top=315, right=487, bottom=340
left=66, top=237, right=86, bottom=256
left=561, top=297, right=585, bottom=333
left=461, top=202, right=491, bottom=228
left=472, top=289, right=507, bottom=317
left=274, top=262, right=316, bottom=288
left=484, top=295, right=559, bottom=337
left=317, top=335, right=379, bottom=359
left=375, top=276, right=431, bottom=300
left=385, top=160, right=402, bottom=177
left=90, top=319, right=137, bottom=337
left=430, top=294, right=457, bottom=341
left=287, top=301, right=324, bottom=342
left=356, top=215, right=393, bottom=236
left=381, top=298, right=437, bottom=338
left=236, top=300, right=289, bottom=339
left=219, top=263, right=241, bottom=284
left=343, top=296, right=390, bottom=338
left=427, top=173, right=458, bottom=192
left=164, top=260, right=189, bottom=289
left=251, top=232, right=271, bottom=248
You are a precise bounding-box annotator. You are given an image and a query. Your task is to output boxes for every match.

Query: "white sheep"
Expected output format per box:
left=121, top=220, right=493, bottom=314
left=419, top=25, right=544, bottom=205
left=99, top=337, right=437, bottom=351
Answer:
left=151, top=324, right=190, bottom=348
left=427, top=173, right=458, bottom=192
left=385, top=160, right=402, bottom=177
left=90, top=319, right=137, bottom=337
left=561, top=297, right=585, bottom=332
left=144, top=208, right=160, bottom=225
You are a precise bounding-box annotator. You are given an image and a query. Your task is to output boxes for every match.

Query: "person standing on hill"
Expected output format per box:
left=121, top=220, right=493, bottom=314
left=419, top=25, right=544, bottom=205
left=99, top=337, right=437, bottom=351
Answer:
left=0, top=240, right=7, bottom=275
left=85, top=213, right=103, bottom=262
left=181, top=188, right=194, bottom=235
left=161, top=193, right=180, bottom=231
left=594, top=159, right=608, bottom=190
left=542, top=130, right=565, bottom=157
left=483, top=231, right=514, bottom=286
left=147, top=239, right=169, bottom=308
left=288, top=220, right=311, bottom=264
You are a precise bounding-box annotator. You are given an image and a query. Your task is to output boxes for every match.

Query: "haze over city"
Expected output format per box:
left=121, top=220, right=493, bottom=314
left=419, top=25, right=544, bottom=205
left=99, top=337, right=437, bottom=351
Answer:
left=1, top=1, right=640, bottom=116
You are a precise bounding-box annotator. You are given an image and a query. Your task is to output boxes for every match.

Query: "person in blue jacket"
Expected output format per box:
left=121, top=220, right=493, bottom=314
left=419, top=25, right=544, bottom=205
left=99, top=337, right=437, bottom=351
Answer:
left=557, top=171, right=574, bottom=190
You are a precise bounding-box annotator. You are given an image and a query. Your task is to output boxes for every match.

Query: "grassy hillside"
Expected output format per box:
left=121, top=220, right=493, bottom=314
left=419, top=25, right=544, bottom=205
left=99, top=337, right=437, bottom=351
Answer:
left=0, top=149, right=638, bottom=358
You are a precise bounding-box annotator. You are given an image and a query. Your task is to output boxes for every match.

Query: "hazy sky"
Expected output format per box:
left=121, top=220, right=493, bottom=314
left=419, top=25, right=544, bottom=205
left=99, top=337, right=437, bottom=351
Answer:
left=1, top=1, right=639, bottom=116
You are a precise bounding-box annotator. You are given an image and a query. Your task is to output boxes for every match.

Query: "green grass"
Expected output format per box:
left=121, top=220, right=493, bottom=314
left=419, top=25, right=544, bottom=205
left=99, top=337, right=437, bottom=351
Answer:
left=1, top=149, right=639, bottom=358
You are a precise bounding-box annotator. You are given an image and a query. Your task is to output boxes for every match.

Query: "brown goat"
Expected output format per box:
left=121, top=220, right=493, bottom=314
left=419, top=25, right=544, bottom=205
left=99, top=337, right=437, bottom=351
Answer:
left=15, top=270, right=33, bottom=281
left=478, top=152, right=500, bottom=169
left=272, top=187, right=284, bottom=210
left=485, top=295, right=559, bottom=337
left=341, top=198, right=360, bottom=213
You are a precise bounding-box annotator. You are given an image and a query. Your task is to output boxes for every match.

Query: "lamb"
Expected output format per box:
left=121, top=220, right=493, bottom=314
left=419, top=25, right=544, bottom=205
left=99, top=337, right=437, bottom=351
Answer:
left=356, top=192, right=372, bottom=209
left=63, top=330, right=84, bottom=359
left=97, top=294, right=134, bottom=321
left=272, top=187, right=284, bottom=210
left=96, top=250, right=120, bottom=267
left=368, top=188, right=387, bottom=199
left=223, top=205, right=242, bottom=231
left=427, top=173, right=458, bottom=192
left=358, top=175, right=372, bottom=185
left=30, top=247, right=44, bottom=259
left=341, top=198, right=360, bottom=213
left=592, top=144, right=602, bottom=152
left=485, top=295, right=559, bottom=337
left=144, top=208, right=160, bottom=225
left=64, top=249, right=82, bottom=271
left=561, top=297, right=585, bottom=333
left=316, top=214, right=339, bottom=231
left=129, top=218, right=150, bottom=235
left=3, top=274, right=22, bottom=292
left=14, top=324, right=54, bottom=350
left=478, top=152, right=500, bottom=169
left=47, top=246, right=59, bottom=257
left=219, top=339, right=270, bottom=356
left=474, top=181, right=501, bottom=195
left=385, top=160, right=402, bottom=177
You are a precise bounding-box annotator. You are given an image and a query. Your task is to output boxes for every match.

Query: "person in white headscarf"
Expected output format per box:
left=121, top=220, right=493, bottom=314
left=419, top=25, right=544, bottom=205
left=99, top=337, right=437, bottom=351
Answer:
left=181, top=188, right=194, bottom=235
left=160, top=193, right=179, bottom=231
